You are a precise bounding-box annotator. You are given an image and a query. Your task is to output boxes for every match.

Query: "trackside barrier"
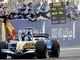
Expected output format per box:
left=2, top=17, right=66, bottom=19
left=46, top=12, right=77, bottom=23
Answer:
left=10, top=19, right=80, bottom=47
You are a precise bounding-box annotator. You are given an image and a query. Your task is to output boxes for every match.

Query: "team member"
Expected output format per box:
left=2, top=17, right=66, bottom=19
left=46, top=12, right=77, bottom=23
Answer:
left=26, top=9, right=37, bottom=21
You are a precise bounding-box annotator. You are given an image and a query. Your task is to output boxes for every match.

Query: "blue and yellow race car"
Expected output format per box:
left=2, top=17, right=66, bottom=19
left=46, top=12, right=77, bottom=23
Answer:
left=2, top=28, right=60, bottom=59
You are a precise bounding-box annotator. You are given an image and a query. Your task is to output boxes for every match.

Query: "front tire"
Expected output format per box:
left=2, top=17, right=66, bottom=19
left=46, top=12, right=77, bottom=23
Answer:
left=35, top=41, right=47, bottom=59
left=0, top=41, right=8, bottom=59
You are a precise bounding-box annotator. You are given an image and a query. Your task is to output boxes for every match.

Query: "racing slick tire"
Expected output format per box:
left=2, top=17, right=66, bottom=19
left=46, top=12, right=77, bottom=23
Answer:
left=48, top=40, right=60, bottom=58
left=35, top=41, right=47, bottom=59
left=0, top=41, right=8, bottom=59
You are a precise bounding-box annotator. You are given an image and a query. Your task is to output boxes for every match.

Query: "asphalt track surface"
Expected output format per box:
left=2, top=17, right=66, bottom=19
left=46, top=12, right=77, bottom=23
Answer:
left=6, top=47, right=80, bottom=60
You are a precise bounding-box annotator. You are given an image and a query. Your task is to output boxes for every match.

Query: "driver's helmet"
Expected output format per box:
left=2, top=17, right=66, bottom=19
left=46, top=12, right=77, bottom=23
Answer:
left=21, top=32, right=26, bottom=41
left=25, top=27, right=33, bottom=41
left=27, top=31, right=32, bottom=37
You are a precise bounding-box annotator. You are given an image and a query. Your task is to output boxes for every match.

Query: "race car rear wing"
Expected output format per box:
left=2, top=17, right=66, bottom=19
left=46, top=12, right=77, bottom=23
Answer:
left=33, top=33, right=49, bottom=38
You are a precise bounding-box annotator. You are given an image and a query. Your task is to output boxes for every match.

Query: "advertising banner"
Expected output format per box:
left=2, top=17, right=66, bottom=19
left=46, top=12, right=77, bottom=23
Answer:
left=50, top=2, right=66, bottom=24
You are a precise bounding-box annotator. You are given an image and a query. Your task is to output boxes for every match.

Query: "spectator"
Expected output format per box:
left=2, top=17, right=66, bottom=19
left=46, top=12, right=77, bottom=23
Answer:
left=38, top=1, right=51, bottom=19
left=65, top=1, right=79, bottom=19
left=24, top=2, right=34, bottom=14
left=26, top=9, right=37, bottom=21
left=21, top=4, right=26, bottom=11
left=0, top=6, right=5, bottom=18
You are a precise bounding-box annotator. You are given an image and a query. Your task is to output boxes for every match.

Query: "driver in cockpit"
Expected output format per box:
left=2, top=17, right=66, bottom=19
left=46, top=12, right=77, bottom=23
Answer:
left=27, top=30, right=32, bottom=41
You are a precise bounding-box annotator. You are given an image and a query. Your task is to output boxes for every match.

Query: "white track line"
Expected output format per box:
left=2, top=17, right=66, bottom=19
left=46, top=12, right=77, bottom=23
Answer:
left=61, top=48, right=80, bottom=51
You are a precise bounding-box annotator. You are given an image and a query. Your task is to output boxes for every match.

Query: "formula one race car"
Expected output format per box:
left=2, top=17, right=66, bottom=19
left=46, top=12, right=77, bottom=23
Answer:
left=2, top=27, right=60, bottom=59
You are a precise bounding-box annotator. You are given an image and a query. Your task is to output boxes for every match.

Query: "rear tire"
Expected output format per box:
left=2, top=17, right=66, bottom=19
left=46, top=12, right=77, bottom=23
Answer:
left=35, top=41, right=47, bottom=59
left=0, top=52, right=7, bottom=59
left=48, top=40, right=60, bottom=58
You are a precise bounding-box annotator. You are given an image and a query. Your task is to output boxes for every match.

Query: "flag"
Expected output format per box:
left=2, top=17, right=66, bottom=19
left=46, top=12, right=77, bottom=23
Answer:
left=0, top=0, right=4, bottom=2
left=5, top=19, right=17, bottom=40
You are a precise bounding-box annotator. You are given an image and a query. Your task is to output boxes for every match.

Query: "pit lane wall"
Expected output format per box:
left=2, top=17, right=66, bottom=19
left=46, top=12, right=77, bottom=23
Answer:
left=10, top=19, right=80, bottom=47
